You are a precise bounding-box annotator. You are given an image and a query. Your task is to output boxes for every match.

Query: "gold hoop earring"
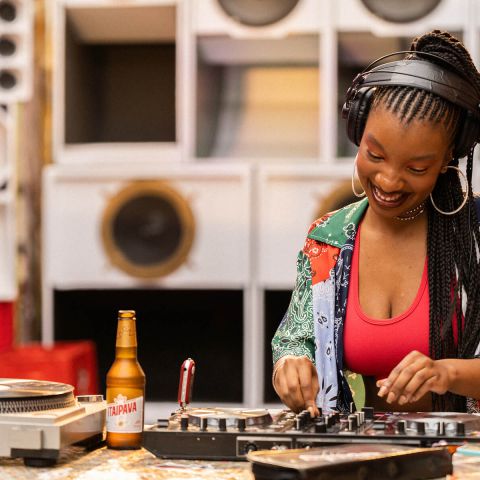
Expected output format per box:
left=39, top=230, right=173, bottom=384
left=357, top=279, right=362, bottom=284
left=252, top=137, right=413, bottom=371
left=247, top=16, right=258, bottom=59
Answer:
left=430, top=165, right=469, bottom=215
left=352, top=155, right=366, bottom=198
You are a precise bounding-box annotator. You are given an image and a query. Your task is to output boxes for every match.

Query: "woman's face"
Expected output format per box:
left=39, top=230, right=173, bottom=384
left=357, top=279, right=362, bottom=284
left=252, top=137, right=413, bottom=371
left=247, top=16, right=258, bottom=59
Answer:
left=356, top=104, right=452, bottom=221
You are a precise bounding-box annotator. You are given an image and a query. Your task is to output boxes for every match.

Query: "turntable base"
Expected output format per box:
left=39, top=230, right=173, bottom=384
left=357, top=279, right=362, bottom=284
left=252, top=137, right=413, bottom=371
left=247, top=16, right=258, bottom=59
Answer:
left=0, top=379, right=106, bottom=467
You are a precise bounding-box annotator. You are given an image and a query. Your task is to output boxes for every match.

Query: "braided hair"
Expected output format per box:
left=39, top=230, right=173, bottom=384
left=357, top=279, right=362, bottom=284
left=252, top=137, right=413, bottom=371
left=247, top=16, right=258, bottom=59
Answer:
left=371, top=31, right=480, bottom=411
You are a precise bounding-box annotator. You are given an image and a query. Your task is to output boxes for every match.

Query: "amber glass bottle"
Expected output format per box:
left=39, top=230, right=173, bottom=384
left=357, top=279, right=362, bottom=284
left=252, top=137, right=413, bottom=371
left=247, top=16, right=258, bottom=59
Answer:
left=106, top=310, right=146, bottom=449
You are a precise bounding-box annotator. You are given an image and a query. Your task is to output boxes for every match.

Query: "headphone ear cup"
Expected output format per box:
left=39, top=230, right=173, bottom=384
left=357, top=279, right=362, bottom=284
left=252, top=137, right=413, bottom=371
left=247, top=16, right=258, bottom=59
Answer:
left=454, top=111, right=480, bottom=158
left=346, top=87, right=375, bottom=146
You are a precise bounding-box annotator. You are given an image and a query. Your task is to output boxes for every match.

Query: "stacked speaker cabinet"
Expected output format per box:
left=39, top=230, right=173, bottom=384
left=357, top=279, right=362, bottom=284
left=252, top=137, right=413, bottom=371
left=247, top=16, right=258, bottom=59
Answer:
left=51, top=0, right=182, bottom=164
left=0, top=0, right=34, bottom=103
left=44, top=0, right=475, bottom=417
left=191, top=0, right=322, bottom=161
left=0, top=106, right=16, bottom=302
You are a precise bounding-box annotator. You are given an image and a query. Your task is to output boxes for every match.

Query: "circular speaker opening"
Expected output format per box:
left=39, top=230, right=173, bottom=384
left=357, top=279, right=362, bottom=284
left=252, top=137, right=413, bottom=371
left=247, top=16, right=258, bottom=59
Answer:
left=0, top=37, right=16, bottom=56
left=315, top=181, right=361, bottom=220
left=361, top=0, right=442, bottom=23
left=102, top=181, right=195, bottom=278
left=217, top=0, right=300, bottom=27
left=0, top=1, right=16, bottom=22
left=0, top=70, right=16, bottom=89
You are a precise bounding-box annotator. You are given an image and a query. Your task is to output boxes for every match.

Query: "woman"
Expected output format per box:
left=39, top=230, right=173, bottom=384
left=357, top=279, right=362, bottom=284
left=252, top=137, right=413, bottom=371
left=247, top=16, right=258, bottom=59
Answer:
left=271, top=30, right=480, bottom=415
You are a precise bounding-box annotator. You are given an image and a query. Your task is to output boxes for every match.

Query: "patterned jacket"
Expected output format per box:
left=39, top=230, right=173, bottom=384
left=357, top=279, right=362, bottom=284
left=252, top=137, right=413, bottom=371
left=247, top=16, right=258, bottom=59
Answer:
left=272, top=198, right=480, bottom=413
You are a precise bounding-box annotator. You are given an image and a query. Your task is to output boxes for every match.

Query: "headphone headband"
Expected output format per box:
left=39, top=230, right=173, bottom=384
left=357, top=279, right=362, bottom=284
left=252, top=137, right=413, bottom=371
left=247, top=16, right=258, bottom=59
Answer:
left=342, top=50, right=480, bottom=157
left=354, top=59, right=480, bottom=116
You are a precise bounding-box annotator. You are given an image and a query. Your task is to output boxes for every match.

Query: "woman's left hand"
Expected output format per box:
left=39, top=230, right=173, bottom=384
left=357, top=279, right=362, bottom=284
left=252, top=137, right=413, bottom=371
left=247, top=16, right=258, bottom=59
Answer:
left=376, top=351, right=453, bottom=405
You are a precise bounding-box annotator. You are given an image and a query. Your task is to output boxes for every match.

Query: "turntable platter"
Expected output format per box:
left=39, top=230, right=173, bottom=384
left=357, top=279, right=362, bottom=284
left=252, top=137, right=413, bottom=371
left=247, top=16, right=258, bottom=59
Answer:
left=0, top=379, right=76, bottom=413
left=185, top=407, right=272, bottom=428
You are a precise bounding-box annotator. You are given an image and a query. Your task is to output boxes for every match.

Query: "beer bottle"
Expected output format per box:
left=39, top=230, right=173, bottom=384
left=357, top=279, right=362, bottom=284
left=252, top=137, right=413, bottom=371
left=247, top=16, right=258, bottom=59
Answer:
left=106, top=310, right=146, bottom=449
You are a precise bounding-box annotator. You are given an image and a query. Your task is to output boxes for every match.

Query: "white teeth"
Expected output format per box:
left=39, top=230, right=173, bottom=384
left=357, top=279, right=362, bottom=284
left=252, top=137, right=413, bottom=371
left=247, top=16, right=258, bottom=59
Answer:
left=373, top=186, right=402, bottom=203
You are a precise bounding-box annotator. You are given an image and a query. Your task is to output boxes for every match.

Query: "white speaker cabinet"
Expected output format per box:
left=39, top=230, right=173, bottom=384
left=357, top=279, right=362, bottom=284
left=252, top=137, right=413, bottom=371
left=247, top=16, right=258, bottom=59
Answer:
left=0, top=107, right=16, bottom=300
left=51, top=0, right=184, bottom=164
left=0, top=0, right=34, bottom=104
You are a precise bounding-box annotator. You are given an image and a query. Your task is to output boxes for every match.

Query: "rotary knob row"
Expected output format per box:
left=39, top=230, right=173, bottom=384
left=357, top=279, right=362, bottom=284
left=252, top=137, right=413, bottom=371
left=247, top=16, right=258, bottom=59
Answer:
left=180, top=415, right=246, bottom=432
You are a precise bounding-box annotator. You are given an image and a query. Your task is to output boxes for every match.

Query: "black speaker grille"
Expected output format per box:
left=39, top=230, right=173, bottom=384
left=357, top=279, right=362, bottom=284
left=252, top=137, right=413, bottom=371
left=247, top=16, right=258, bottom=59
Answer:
left=0, top=1, right=16, bottom=22
left=112, top=194, right=183, bottom=266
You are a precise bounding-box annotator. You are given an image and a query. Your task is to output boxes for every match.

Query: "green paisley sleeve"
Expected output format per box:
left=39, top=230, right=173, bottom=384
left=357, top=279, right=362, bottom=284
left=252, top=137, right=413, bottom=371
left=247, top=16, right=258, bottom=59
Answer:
left=271, top=250, right=315, bottom=365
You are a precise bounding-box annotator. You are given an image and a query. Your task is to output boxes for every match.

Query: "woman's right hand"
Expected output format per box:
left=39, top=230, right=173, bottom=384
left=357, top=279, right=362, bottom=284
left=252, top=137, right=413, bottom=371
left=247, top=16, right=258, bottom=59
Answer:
left=273, top=355, right=320, bottom=416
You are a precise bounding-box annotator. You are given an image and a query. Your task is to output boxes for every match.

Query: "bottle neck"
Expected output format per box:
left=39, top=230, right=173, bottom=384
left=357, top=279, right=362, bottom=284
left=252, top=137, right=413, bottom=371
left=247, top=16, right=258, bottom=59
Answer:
left=115, top=318, right=138, bottom=355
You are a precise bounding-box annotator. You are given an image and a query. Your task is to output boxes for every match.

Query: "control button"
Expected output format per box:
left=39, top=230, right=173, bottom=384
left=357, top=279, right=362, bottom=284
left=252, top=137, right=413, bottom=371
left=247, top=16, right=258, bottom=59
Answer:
left=372, top=421, right=386, bottom=430
left=456, top=422, right=465, bottom=436
left=362, top=407, right=374, bottom=420
left=436, top=421, right=445, bottom=436
left=396, top=420, right=406, bottom=434
left=237, top=418, right=246, bottom=432
left=218, top=418, right=227, bottom=432
left=244, top=443, right=258, bottom=454
left=416, top=421, right=425, bottom=435
left=180, top=414, right=189, bottom=431
left=200, top=417, right=208, bottom=432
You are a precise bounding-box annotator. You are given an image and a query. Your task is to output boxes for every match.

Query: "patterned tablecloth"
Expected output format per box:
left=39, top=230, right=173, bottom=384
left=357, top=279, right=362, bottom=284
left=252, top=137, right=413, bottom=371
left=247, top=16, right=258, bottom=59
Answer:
left=2, top=444, right=480, bottom=480
left=0, top=447, right=254, bottom=480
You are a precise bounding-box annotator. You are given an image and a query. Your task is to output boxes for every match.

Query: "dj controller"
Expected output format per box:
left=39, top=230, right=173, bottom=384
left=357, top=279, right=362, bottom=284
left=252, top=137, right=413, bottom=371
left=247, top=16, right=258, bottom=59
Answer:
left=143, top=359, right=480, bottom=461
left=143, top=406, right=480, bottom=460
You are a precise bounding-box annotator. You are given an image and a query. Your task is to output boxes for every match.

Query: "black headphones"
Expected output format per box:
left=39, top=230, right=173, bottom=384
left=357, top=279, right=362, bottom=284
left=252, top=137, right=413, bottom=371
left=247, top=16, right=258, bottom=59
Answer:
left=342, top=51, right=480, bottom=158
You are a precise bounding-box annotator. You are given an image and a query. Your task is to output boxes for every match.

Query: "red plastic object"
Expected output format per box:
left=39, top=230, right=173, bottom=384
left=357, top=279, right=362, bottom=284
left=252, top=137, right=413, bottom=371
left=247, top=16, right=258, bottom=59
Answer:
left=0, top=302, right=14, bottom=352
left=0, top=341, right=99, bottom=395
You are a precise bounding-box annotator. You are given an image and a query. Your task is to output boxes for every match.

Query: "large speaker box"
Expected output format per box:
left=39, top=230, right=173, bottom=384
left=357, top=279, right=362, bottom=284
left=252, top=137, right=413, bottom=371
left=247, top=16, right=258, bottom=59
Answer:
left=42, top=163, right=251, bottom=412
left=0, top=106, right=16, bottom=301
left=52, top=0, right=181, bottom=164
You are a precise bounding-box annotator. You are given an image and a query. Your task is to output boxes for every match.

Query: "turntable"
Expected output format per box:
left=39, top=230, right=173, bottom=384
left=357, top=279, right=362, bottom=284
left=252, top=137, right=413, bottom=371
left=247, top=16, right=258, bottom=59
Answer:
left=0, top=379, right=106, bottom=466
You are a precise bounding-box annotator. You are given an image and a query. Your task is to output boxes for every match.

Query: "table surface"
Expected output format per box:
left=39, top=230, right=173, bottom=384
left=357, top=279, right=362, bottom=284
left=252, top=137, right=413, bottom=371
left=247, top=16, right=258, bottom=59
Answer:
left=0, top=446, right=254, bottom=480
left=1, top=445, right=480, bottom=480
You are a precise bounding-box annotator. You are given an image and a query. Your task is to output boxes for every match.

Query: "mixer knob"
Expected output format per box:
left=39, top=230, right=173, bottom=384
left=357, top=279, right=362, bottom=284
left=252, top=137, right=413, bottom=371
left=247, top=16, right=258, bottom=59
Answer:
left=295, top=416, right=302, bottom=430
left=436, top=421, right=445, bottom=436
left=415, top=421, right=425, bottom=435
left=237, top=418, right=246, bottom=432
left=218, top=417, right=227, bottom=432
left=180, top=414, right=189, bottom=431
left=348, top=414, right=358, bottom=431
left=326, top=415, right=335, bottom=427
left=314, top=419, right=327, bottom=433
left=456, top=422, right=465, bottom=436
left=396, top=420, right=406, bottom=434
left=362, top=406, right=374, bottom=420
left=200, top=417, right=208, bottom=432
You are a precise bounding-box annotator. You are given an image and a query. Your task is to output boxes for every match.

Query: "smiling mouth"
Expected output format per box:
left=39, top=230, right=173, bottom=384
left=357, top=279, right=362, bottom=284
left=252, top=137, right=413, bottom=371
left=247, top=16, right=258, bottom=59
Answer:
left=371, top=184, right=408, bottom=208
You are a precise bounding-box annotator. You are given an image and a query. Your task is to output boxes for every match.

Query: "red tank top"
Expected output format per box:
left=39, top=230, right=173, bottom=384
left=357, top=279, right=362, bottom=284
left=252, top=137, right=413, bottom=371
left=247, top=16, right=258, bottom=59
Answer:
left=343, top=224, right=430, bottom=380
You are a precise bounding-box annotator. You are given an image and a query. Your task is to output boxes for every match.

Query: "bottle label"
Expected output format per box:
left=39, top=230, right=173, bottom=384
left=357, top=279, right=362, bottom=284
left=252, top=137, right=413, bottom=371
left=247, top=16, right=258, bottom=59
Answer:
left=106, top=394, right=143, bottom=433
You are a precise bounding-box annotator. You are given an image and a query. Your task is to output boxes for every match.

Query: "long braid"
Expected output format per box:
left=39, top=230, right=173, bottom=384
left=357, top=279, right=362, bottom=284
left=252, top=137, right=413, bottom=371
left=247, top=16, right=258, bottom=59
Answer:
left=372, top=31, right=480, bottom=411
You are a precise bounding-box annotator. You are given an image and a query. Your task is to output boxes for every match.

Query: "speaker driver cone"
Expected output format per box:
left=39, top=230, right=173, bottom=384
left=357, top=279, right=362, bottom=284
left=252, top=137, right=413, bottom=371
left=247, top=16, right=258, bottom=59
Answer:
left=102, top=181, right=195, bottom=278
left=217, top=0, right=300, bottom=27
left=360, top=0, right=442, bottom=23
